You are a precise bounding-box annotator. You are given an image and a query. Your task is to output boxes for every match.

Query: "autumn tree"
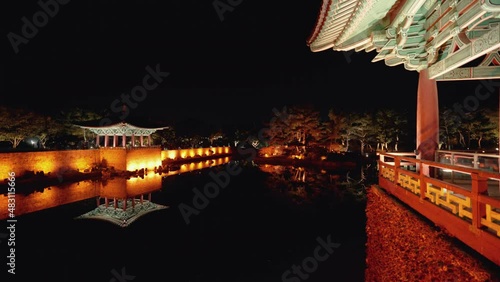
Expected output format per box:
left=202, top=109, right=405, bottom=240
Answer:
left=0, top=106, right=42, bottom=148
left=374, top=110, right=393, bottom=151
left=209, top=131, right=227, bottom=146
left=338, top=112, right=356, bottom=152
left=374, top=109, right=408, bottom=151
left=287, top=105, right=325, bottom=147
left=151, top=126, right=176, bottom=148
left=325, top=109, right=346, bottom=152
left=54, top=107, right=105, bottom=147
left=440, top=106, right=498, bottom=151
left=30, top=115, right=65, bottom=148
left=440, top=107, right=462, bottom=150
left=483, top=108, right=499, bottom=149
left=463, top=109, right=498, bottom=149
left=271, top=105, right=324, bottom=153
left=264, top=107, right=290, bottom=147
left=347, top=112, right=377, bottom=154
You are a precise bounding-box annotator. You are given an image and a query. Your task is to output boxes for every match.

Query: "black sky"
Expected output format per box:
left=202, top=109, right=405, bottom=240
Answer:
left=3, top=0, right=491, bottom=127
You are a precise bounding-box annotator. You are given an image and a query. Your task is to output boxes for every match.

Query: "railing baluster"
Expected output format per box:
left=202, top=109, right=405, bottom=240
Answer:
left=471, top=173, right=488, bottom=232
left=394, top=157, right=400, bottom=186
left=419, top=159, right=426, bottom=201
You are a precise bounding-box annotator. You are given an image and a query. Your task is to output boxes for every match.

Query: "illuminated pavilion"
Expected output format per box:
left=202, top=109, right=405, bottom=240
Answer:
left=75, top=121, right=169, bottom=148
left=73, top=118, right=170, bottom=172
left=307, top=0, right=500, bottom=161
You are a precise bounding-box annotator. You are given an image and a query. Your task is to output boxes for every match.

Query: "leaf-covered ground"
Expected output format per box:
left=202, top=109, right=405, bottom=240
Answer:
left=365, top=186, right=499, bottom=281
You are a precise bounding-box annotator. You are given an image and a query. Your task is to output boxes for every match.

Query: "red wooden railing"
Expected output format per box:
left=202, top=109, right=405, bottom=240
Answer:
left=377, top=151, right=500, bottom=266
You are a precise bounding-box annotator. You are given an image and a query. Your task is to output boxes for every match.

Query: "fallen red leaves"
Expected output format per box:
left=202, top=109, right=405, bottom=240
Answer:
left=365, top=186, right=497, bottom=281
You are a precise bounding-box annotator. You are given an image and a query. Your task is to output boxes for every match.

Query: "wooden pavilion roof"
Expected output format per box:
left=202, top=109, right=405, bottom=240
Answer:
left=74, top=121, right=169, bottom=136
left=307, top=0, right=500, bottom=80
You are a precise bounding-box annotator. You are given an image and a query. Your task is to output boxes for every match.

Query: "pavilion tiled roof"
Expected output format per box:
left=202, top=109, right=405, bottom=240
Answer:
left=306, top=0, right=500, bottom=80
left=73, top=116, right=169, bottom=136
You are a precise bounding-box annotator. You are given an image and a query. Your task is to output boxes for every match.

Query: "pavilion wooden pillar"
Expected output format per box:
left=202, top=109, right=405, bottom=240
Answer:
left=416, top=69, right=439, bottom=176
left=148, top=135, right=151, bottom=147
left=113, top=135, right=117, bottom=147
left=140, top=135, right=144, bottom=147
left=96, top=134, right=100, bottom=147
left=122, top=134, right=126, bottom=147
left=104, top=135, right=109, bottom=147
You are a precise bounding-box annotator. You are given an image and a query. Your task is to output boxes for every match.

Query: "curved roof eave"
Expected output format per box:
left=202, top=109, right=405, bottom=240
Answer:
left=74, top=121, right=169, bottom=130
left=74, top=122, right=169, bottom=131
left=307, top=0, right=399, bottom=53
left=306, top=0, right=334, bottom=47
left=307, top=0, right=359, bottom=52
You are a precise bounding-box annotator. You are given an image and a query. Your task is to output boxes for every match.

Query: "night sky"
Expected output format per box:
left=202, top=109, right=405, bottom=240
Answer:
left=3, top=0, right=493, bottom=127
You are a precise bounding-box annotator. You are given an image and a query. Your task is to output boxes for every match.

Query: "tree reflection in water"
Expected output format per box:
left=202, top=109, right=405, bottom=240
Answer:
left=259, top=162, right=376, bottom=207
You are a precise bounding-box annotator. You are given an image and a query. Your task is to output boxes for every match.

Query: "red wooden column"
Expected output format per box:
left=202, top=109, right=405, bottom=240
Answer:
left=416, top=69, right=439, bottom=176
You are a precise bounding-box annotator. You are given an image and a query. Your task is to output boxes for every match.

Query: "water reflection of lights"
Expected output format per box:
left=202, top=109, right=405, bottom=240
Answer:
left=0, top=157, right=232, bottom=220
left=78, top=172, right=166, bottom=227
left=0, top=180, right=98, bottom=220
left=162, top=157, right=231, bottom=177
left=260, top=164, right=368, bottom=205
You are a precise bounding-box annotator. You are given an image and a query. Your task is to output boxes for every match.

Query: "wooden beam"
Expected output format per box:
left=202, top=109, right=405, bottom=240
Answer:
left=435, top=65, right=500, bottom=80
left=428, top=24, right=500, bottom=79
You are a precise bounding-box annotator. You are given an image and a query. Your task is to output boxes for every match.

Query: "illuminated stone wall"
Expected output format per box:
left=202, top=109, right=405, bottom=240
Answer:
left=0, top=146, right=233, bottom=180
left=99, top=148, right=127, bottom=171
left=0, top=149, right=100, bottom=179
left=126, top=147, right=162, bottom=172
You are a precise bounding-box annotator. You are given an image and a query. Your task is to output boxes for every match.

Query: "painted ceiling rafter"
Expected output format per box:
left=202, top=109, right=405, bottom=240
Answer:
left=435, top=49, right=500, bottom=80
left=307, top=0, right=500, bottom=81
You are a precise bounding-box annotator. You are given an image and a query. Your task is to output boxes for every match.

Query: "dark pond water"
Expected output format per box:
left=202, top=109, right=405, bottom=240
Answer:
left=2, top=160, right=368, bottom=282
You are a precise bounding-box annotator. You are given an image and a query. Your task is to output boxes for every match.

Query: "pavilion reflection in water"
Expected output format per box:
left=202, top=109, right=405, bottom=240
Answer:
left=0, top=156, right=232, bottom=221
left=75, top=172, right=168, bottom=227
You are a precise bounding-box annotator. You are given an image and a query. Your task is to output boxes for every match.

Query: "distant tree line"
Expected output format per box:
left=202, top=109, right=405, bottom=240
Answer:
left=0, top=106, right=232, bottom=150
left=0, top=104, right=497, bottom=153
left=439, top=106, right=498, bottom=151
left=261, top=104, right=413, bottom=156
left=261, top=104, right=498, bottom=156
